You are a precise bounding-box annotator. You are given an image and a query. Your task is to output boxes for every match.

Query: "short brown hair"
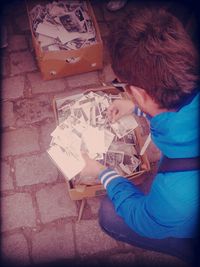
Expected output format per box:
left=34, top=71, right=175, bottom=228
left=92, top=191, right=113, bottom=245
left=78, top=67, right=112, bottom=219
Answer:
left=109, top=8, right=199, bottom=109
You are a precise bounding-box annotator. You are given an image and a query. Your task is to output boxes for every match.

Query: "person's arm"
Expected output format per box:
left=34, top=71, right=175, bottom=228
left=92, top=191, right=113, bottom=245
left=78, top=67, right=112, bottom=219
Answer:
left=81, top=153, right=179, bottom=238
left=106, top=99, right=150, bottom=123
left=99, top=168, right=175, bottom=238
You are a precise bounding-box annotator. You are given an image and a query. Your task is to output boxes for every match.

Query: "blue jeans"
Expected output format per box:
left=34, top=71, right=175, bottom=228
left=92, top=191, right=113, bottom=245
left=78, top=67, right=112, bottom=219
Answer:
left=98, top=196, right=198, bottom=265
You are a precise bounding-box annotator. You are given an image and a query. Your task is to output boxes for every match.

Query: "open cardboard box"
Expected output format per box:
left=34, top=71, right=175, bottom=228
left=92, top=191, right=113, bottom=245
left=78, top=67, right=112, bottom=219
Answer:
left=52, top=86, right=150, bottom=201
left=26, top=0, right=103, bottom=80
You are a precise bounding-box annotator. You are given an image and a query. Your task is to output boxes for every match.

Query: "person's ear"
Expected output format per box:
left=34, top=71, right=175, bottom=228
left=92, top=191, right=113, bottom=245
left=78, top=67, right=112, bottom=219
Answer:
left=129, top=86, right=148, bottom=106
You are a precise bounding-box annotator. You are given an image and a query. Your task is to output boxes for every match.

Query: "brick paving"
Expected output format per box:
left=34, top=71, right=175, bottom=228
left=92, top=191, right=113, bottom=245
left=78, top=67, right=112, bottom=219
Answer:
left=2, top=193, right=37, bottom=231
left=1, top=75, right=25, bottom=100
left=1, top=162, right=14, bottom=191
left=28, top=72, right=67, bottom=94
left=8, top=35, right=28, bottom=52
left=2, top=128, right=40, bottom=157
left=2, top=233, right=30, bottom=265
left=1, top=1, right=190, bottom=267
left=31, top=224, right=75, bottom=263
left=10, top=51, right=37, bottom=75
left=15, top=153, right=58, bottom=186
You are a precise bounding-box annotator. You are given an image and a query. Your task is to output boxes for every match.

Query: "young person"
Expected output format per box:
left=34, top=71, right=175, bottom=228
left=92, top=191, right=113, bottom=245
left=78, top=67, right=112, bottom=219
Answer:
left=81, top=7, right=199, bottom=264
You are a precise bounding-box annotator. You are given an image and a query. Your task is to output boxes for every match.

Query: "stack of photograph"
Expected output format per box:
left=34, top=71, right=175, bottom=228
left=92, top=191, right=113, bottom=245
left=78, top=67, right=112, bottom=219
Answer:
left=29, top=0, right=97, bottom=52
left=47, top=90, right=142, bottom=186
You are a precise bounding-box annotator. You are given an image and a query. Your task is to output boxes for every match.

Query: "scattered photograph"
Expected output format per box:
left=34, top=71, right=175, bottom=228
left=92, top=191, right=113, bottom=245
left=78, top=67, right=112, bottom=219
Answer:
left=29, top=1, right=96, bottom=51
left=58, top=104, right=71, bottom=123
left=105, top=151, right=124, bottom=168
left=109, top=142, right=137, bottom=156
left=123, top=131, right=136, bottom=144
left=59, top=13, right=80, bottom=32
left=48, top=90, right=142, bottom=184
left=110, top=115, right=138, bottom=138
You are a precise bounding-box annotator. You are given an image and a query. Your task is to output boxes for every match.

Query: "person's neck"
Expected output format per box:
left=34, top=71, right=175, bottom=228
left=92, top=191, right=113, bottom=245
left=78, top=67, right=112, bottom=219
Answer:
left=149, top=107, right=170, bottom=117
left=143, top=103, right=175, bottom=117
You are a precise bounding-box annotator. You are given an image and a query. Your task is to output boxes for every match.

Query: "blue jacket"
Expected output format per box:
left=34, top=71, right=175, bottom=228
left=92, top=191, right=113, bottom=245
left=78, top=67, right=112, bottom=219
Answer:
left=99, top=92, right=199, bottom=238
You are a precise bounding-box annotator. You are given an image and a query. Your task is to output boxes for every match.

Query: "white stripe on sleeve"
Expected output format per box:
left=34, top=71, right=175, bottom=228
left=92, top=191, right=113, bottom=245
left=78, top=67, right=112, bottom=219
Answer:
left=100, top=170, right=117, bottom=184
left=104, top=174, right=121, bottom=189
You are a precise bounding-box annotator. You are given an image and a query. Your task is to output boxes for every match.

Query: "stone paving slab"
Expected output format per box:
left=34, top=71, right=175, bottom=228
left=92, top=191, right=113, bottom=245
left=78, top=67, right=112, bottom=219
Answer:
left=31, top=223, right=75, bottom=264
left=2, top=101, right=16, bottom=128
left=75, top=219, right=118, bottom=256
left=109, top=252, right=136, bottom=265
left=136, top=250, right=187, bottom=267
left=2, top=128, right=40, bottom=157
left=10, top=51, right=37, bottom=75
left=1, top=193, right=36, bottom=232
left=28, top=72, right=67, bottom=94
left=1, top=75, right=25, bottom=100
left=2, top=55, right=10, bottom=77
left=1, top=233, right=30, bottom=266
left=87, top=196, right=104, bottom=215
left=36, top=183, right=77, bottom=223
left=15, top=153, right=58, bottom=187
left=1, top=161, right=14, bottom=191
left=15, top=13, right=30, bottom=32
left=40, top=121, right=57, bottom=150
left=67, top=71, right=100, bottom=88
left=14, top=95, right=54, bottom=126
left=8, top=35, right=28, bottom=52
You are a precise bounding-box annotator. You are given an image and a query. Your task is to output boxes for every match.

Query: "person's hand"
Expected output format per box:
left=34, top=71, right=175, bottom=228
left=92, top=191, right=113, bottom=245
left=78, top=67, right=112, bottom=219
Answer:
left=81, top=153, right=107, bottom=178
left=107, top=99, right=135, bottom=123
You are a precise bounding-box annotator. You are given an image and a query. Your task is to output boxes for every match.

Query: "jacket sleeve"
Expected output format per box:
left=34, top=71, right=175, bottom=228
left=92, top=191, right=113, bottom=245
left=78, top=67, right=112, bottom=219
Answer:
left=99, top=168, right=177, bottom=239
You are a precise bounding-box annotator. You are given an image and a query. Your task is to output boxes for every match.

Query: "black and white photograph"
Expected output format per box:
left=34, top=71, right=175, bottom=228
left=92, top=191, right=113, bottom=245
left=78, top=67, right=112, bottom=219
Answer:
left=49, top=91, right=142, bottom=183
left=123, top=131, right=136, bottom=144
left=110, top=114, right=138, bottom=138
left=29, top=0, right=96, bottom=51
left=105, top=151, right=124, bottom=168
left=3, top=0, right=198, bottom=264
left=39, top=88, right=145, bottom=195
left=57, top=104, right=71, bottom=123
left=109, top=142, right=137, bottom=156
left=59, top=13, right=80, bottom=32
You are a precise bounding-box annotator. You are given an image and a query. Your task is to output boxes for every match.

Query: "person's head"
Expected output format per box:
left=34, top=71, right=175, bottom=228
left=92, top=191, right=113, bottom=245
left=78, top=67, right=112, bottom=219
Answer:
left=109, top=7, right=199, bottom=114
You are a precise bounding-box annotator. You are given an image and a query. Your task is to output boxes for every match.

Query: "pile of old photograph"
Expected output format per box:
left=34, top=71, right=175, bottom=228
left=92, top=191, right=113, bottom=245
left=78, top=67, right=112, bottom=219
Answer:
left=29, top=0, right=96, bottom=51
left=47, top=91, right=141, bottom=186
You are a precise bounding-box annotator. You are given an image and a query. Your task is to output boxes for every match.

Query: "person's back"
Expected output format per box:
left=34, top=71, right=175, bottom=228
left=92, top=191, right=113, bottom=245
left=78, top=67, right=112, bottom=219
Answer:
left=106, top=6, right=199, bottom=237
left=132, top=91, right=199, bottom=238
left=81, top=6, right=200, bottom=264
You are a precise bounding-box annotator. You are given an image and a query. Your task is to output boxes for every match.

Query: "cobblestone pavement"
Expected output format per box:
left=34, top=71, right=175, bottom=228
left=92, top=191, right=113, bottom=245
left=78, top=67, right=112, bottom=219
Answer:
left=1, top=1, right=191, bottom=267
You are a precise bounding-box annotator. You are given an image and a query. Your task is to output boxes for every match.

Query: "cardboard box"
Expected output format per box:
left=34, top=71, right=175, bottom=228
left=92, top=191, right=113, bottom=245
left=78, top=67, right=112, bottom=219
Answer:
left=26, top=0, right=103, bottom=80
left=52, top=86, right=150, bottom=201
